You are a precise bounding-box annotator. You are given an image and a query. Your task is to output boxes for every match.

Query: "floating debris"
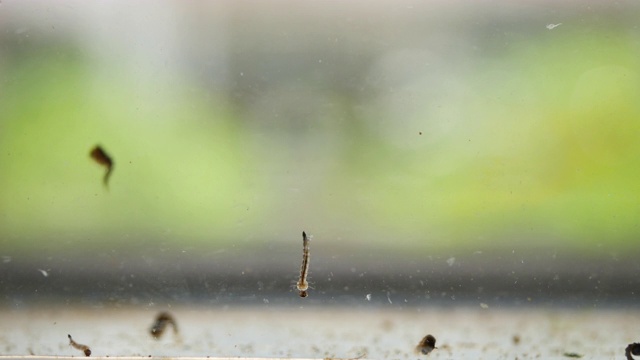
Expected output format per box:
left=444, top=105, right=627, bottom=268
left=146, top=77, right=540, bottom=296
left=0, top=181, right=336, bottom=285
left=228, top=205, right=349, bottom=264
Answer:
left=89, top=145, right=114, bottom=188
left=512, top=334, right=521, bottom=345
left=68, top=334, right=91, bottom=357
left=626, top=343, right=640, bottom=360
left=365, top=294, right=372, bottom=301
left=331, top=353, right=367, bottom=360
left=150, top=311, right=178, bottom=339
left=480, top=302, right=489, bottom=309
left=546, top=23, right=562, bottom=30
left=415, top=334, right=437, bottom=355
left=563, top=352, right=583, bottom=358
left=37, top=269, right=49, bottom=277
left=296, top=231, right=311, bottom=298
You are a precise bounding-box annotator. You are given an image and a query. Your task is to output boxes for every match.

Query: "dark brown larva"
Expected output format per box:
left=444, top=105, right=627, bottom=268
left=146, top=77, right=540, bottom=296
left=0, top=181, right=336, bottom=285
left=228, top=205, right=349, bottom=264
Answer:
left=626, top=343, right=640, bottom=360
left=416, top=334, right=437, bottom=355
left=68, top=334, right=91, bottom=357
left=89, top=145, right=114, bottom=188
left=150, top=311, right=178, bottom=339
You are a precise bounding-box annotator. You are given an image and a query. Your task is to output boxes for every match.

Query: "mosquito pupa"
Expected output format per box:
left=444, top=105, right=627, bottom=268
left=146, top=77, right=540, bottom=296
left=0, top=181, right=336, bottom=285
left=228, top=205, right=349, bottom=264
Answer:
left=415, top=334, right=437, bottom=355
left=150, top=311, right=178, bottom=339
left=89, top=145, right=114, bottom=188
left=68, top=334, right=91, bottom=357
left=296, top=231, right=311, bottom=298
left=626, top=343, right=640, bottom=360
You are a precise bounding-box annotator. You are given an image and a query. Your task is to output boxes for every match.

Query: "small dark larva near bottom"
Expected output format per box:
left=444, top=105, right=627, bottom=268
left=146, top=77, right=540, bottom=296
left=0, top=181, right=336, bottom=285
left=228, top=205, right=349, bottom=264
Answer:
left=416, top=334, right=437, bottom=355
left=626, top=343, right=640, bottom=360
left=68, top=334, right=91, bottom=357
left=150, top=311, right=178, bottom=339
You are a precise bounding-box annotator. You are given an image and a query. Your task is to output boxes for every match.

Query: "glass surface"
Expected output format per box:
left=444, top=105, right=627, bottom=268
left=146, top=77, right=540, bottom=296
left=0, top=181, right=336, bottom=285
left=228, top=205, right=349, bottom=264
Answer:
left=1, top=1, right=639, bottom=358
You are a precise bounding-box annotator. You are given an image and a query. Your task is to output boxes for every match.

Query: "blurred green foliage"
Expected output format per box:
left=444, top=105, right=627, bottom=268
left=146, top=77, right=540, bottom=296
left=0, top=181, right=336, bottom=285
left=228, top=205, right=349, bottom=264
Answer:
left=0, top=25, right=639, bottom=256
left=328, top=29, right=640, bottom=251
left=0, top=50, right=261, bottom=252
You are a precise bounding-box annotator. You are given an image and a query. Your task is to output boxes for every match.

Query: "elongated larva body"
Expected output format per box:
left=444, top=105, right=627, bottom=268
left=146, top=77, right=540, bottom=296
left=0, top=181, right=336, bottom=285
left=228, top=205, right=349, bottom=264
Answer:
left=296, top=231, right=311, bottom=298
left=68, top=334, right=91, bottom=357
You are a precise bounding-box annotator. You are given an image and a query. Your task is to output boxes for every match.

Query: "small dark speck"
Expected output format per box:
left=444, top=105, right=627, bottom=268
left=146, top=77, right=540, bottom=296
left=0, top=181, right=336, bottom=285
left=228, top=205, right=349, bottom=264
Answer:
left=419, top=132, right=422, bottom=135
left=563, top=352, right=583, bottom=358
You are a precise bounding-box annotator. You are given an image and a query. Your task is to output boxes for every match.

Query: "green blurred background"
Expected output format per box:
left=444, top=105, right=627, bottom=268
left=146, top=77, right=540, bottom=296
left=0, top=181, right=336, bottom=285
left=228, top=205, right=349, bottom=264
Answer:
left=1, top=0, right=639, bottom=261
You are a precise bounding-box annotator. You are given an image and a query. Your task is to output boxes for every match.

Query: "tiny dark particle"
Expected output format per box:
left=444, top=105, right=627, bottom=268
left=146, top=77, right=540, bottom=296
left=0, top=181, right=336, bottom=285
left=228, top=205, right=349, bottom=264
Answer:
left=512, top=334, right=521, bottom=345
left=563, top=352, right=583, bottom=358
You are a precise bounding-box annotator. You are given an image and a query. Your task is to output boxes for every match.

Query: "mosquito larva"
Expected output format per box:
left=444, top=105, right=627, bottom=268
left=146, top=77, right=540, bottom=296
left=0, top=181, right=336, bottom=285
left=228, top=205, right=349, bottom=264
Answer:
left=89, top=145, right=114, bottom=188
left=150, top=311, right=178, bottom=339
left=296, top=231, right=311, bottom=298
left=68, top=334, right=91, bottom=357
left=415, top=334, right=437, bottom=355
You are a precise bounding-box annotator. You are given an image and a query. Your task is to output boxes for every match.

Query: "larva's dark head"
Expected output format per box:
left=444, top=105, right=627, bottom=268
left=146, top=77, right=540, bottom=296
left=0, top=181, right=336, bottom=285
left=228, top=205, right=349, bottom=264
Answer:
left=425, top=335, right=436, bottom=347
left=150, top=326, right=164, bottom=338
left=416, top=334, right=437, bottom=355
left=299, top=290, right=308, bottom=298
left=156, top=312, right=173, bottom=322
left=83, top=349, right=91, bottom=357
left=302, top=231, right=306, bottom=239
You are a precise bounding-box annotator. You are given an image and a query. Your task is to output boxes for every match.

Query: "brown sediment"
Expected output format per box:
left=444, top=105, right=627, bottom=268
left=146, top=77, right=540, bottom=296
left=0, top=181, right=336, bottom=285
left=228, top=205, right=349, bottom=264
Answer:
left=512, top=334, right=521, bottom=345
left=150, top=311, right=178, bottom=339
left=68, top=334, right=91, bottom=357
